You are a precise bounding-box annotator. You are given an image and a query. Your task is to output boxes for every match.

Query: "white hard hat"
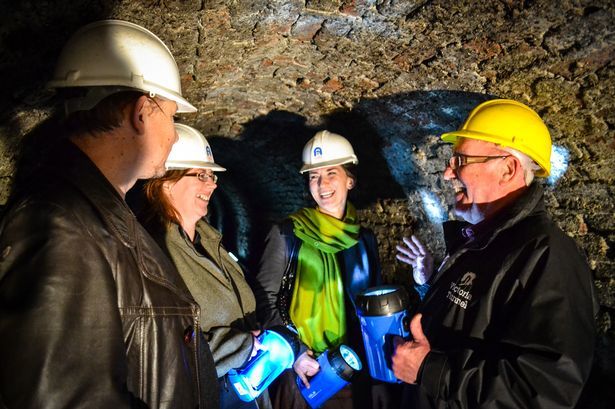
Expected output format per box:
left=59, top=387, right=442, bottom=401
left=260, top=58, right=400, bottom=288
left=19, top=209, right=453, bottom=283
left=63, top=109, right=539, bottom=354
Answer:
left=47, top=20, right=196, bottom=113
left=299, top=130, right=358, bottom=173
left=166, top=124, right=226, bottom=171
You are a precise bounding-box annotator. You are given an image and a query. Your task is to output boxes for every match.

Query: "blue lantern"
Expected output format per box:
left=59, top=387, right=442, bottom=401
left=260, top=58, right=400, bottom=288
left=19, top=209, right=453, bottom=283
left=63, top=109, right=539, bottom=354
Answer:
left=228, top=327, right=298, bottom=401
left=297, top=345, right=362, bottom=409
left=355, top=285, right=410, bottom=383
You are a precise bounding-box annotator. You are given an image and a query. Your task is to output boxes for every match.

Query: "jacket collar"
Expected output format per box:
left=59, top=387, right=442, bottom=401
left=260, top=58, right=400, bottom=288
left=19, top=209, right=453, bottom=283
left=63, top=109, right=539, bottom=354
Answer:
left=430, top=183, right=547, bottom=289
left=53, top=140, right=138, bottom=248
left=36, top=140, right=195, bottom=301
left=442, top=182, right=546, bottom=253
left=195, top=220, right=222, bottom=243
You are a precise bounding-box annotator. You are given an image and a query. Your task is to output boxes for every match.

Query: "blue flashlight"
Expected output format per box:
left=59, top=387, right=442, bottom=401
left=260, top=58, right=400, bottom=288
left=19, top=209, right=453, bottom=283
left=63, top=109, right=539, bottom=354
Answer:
left=355, top=285, right=410, bottom=383
left=228, top=327, right=299, bottom=401
left=297, top=345, right=362, bottom=409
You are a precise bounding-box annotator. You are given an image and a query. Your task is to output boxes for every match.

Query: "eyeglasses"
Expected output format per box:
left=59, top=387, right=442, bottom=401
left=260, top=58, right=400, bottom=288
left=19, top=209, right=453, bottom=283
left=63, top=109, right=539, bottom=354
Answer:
left=184, top=172, right=218, bottom=184
left=448, top=153, right=511, bottom=170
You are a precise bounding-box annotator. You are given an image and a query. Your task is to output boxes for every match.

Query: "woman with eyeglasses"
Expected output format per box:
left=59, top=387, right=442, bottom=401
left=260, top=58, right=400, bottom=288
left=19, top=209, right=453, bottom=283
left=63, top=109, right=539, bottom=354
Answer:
left=139, top=124, right=267, bottom=409
left=253, top=131, right=399, bottom=409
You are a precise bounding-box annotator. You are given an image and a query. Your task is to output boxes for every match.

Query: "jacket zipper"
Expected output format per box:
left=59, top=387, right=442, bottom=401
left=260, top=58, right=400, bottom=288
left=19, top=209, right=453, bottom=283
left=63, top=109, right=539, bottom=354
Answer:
left=194, top=311, right=203, bottom=406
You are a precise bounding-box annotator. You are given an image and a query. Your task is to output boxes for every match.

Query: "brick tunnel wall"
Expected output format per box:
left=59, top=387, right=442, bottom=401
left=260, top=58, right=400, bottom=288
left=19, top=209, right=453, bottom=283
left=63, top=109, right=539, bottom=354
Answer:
left=1, top=0, right=613, bottom=406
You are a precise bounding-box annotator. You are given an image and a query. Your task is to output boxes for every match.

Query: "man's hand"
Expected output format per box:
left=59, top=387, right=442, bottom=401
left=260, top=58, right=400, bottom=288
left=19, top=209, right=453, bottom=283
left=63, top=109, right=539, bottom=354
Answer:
left=392, top=314, right=430, bottom=384
left=293, top=350, right=320, bottom=388
left=396, top=235, right=434, bottom=285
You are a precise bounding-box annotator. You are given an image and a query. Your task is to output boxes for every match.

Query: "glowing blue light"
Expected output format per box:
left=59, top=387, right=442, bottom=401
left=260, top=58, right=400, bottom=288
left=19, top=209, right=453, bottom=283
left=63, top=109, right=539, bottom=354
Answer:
left=441, top=107, right=455, bottom=116
left=300, top=346, right=359, bottom=407
left=419, top=189, right=447, bottom=224
left=228, top=330, right=294, bottom=401
left=365, top=288, right=396, bottom=297
left=340, top=345, right=362, bottom=371
left=547, top=145, right=569, bottom=186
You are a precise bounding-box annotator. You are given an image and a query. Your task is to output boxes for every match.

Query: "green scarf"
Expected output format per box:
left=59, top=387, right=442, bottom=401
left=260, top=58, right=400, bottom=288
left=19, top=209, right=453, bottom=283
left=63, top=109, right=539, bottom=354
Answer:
left=289, top=203, right=360, bottom=353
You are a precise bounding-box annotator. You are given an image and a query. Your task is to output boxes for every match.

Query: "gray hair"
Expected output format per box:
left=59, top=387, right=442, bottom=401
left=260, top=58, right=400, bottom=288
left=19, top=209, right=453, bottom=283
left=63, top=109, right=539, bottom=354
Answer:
left=500, top=146, right=541, bottom=186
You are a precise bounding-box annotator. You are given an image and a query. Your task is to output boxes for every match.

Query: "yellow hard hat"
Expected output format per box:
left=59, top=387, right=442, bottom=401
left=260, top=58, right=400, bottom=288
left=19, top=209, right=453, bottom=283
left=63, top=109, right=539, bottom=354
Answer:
left=441, top=99, right=552, bottom=177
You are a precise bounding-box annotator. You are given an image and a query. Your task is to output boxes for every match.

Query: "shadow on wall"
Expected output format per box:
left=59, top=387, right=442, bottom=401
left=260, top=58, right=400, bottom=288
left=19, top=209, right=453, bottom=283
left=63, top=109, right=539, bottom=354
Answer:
left=206, top=111, right=313, bottom=265
left=8, top=117, right=66, bottom=201
left=210, top=90, right=574, bottom=276
left=207, top=106, right=411, bottom=273
left=354, top=91, right=491, bottom=195
left=207, top=90, right=494, bottom=270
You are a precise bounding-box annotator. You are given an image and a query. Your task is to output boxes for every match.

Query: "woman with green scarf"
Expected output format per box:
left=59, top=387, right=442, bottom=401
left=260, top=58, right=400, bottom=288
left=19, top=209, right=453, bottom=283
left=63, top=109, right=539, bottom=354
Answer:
left=254, top=131, right=397, bottom=409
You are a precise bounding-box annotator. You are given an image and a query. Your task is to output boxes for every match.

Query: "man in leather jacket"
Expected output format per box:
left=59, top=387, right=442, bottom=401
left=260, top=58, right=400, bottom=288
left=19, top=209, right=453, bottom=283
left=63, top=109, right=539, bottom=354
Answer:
left=0, top=20, right=218, bottom=408
left=392, top=99, right=598, bottom=409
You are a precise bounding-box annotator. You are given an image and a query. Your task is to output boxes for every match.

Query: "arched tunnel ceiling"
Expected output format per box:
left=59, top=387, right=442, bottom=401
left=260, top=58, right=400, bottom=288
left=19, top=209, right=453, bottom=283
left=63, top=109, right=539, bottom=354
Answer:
left=1, top=1, right=614, bottom=404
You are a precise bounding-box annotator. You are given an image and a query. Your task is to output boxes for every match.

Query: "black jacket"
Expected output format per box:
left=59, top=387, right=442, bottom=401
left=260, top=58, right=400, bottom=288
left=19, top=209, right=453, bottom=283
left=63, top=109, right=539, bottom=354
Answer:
left=0, top=141, right=219, bottom=408
left=409, top=183, right=598, bottom=409
left=253, top=218, right=382, bottom=335
left=252, top=218, right=388, bottom=407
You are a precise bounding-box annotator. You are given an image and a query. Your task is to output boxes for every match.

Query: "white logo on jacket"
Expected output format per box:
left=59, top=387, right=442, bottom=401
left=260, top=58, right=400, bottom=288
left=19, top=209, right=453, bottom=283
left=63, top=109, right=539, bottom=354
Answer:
left=446, top=272, right=476, bottom=309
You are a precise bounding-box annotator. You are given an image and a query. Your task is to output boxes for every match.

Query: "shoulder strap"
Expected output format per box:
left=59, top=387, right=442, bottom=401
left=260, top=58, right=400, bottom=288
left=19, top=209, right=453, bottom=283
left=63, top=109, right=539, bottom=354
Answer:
left=277, top=219, right=301, bottom=326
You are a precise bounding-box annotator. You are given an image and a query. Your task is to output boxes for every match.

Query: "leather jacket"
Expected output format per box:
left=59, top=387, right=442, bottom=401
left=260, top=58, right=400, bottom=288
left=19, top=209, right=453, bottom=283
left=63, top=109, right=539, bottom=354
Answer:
left=0, top=141, right=219, bottom=408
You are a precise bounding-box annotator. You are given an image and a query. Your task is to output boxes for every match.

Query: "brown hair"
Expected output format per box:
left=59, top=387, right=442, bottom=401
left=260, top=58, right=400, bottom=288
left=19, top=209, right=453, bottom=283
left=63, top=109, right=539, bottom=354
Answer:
left=141, top=169, right=190, bottom=228
left=342, top=163, right=357, bottom=187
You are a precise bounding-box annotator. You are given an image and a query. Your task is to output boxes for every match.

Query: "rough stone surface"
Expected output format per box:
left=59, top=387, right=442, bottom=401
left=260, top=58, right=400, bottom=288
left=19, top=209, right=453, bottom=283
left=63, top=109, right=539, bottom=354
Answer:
left=1, top=0, right=614, bottom=405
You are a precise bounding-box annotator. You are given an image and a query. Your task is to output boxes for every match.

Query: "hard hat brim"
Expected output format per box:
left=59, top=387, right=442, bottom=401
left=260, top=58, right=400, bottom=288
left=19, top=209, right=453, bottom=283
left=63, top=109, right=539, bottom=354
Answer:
left=47, top=81, right=197, bottom=114
left=153, top=86, right=196, bottom=113
left=166, top=160, right=226, bottom=172
left=299, top=156, right=358, bottom=174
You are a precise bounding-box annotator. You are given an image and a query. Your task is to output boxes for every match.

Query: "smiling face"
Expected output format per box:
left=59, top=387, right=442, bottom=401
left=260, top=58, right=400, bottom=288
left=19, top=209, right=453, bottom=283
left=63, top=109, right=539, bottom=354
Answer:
left=308, top=165, right=354, bottom=220
left=164, top=168, right=218, bottom=230
left=444, top=138, right=515, bottom=224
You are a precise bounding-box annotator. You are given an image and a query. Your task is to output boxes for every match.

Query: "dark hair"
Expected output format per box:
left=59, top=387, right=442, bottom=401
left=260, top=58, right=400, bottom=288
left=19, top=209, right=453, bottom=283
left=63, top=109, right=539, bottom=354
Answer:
left=342, top=163, right=357, bottom=186
left=60, top=90, right=147, bottom=138
left=141, top=169, right=191, bottom=228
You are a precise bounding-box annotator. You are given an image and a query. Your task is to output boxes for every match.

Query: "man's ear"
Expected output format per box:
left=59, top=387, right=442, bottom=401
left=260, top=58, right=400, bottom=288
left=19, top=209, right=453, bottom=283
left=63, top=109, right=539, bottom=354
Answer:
left=130, top=95, right=149, bottom=134
left=500, top=156, right=519, bottom=184
left=347, top=177, right=355, bottom=190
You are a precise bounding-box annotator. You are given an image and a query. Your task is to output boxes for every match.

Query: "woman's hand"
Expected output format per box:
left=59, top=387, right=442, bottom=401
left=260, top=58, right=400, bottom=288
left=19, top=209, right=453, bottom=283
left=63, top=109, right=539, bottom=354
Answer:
left=250, top=330, right=262, bottom=358
left=396, top=235, right=434, bottom=285
left=293, top=350, right=320, bottom=388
